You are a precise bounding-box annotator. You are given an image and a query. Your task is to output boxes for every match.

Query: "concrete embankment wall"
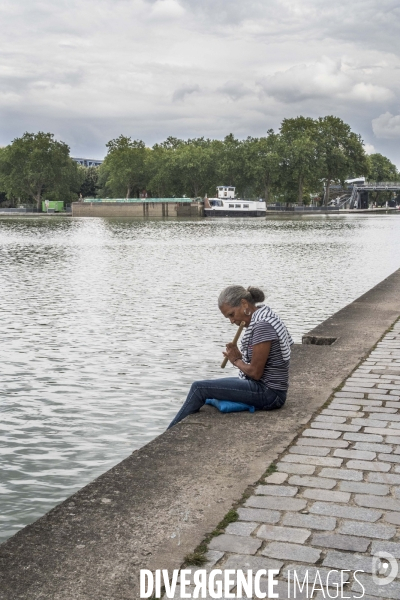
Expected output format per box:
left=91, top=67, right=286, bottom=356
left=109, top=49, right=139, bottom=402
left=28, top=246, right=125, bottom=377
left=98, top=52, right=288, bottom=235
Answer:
left=72, top=202, right=204, bottom=218
left=1, top=269, right=400, bottom=600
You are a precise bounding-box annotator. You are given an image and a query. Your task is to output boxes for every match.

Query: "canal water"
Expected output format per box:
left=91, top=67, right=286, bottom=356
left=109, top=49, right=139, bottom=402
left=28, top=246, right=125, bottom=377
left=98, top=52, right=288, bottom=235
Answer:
left=1, top=213, right=400, bottom=542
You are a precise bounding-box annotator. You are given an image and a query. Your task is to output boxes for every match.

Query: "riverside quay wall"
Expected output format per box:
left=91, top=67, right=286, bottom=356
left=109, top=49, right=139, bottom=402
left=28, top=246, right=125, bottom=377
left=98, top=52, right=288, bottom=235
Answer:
left=1, top=269, right=400, bottom=600
left=72, top=200, right=204, bottom=218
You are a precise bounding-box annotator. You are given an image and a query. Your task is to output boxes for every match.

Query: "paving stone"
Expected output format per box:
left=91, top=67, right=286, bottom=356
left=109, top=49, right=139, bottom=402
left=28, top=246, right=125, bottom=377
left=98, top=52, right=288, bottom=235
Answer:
left=297, top=438, right=349, bottom=448
left=208, top=534, right=261, bottom=554
left=344, top=432, right=383, bottom=442
left=389, top=422, right=400, bottom=429
left=352, top=418, right=388, bottom=427
left=369, top=412, right=400, bottom=421
left=364, top=406, right=398, bottom=413
left=342, top=386, right=379, bottom=394
left=319, top=467, right=363, bottom=481
left=245, top=496, right=306, bottom=511
left=265, top=472, right=288, bottom=484
left=222, top=553, right=283, bottom=572
left=365, top=427, right=393, bottom=436
left=368, top=394, right=395, bottom=401
left=309, top=502, right=382, bottom=522
left=259, top=579, right=310, bottom=599
left=338, top=520, right=396, bottom=539
left=333, top=448, right=377, bottom=460
left=302, top=488, right=350, bottom=502
left=351, top=372, right=382, bottom=377
left=330, top=403, right=367, bottom=411
left=276, top=462, right=315, bottom=475
left=335, top=391, right=365, bottom=398
left=386, top=403, right=400, bottom=411
left=255, top=484, right=298, bottom=497
left=282, top=512, right=336, bottom=531
left=288, top=445, right=330, bottom=456
left=225, top=521, right=258, bottom=536
left=388, top=435, right=400, bottom=444
left=310, top=423, right=361, bottom=432
left=322, top=550, right=373, bottom=573
left=368, top=472, right=400, bottom=484
left=339, top=480, right=390, bottom=495
left=347, top=460, right=391, bottom=471
left=237, top=508, right=280, bottom=523
left=354, top=442, right=393, bottom=453
left=322, top=408, right=363, bottom=418
left=288, top=475, right=336, bottom=489
left=371, top=540, right=400, bottom=558
left=385, top=512, right=400, bottom=525
left=281, top=454, right=343, bottom=467
left=352, top=574, right=400, bottom=600
left=312, top=533, right=369, bottom=552
left=378, top=453, right=400, bottom=463
left=378, top=383, right=400, bottom=390
left=346, top=379, right=377, bottom=387
left=355, top=494, right=400, bottom=511
left=261, top=541, right=320, bottom=563
left=282, top=564, right=349, bottom=584
left=257, top=524, right=311, bottom=544
left=301, top=429, right=341, bottom=439
left=334, top=399, right=383, bottom=407
left=204, top=550, right=224, bottom=567
left=314, top=415, right=346, bottom=423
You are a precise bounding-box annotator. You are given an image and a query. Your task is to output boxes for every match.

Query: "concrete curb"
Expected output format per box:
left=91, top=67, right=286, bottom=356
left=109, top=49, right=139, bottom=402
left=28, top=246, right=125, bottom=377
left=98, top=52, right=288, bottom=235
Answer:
left=1, top=269, right=400, bottom=600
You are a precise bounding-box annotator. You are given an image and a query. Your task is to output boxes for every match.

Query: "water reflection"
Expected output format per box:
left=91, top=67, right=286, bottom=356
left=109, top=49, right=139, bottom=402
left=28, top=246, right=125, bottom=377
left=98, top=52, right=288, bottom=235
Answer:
left=1, top=214, right=400, bottom=541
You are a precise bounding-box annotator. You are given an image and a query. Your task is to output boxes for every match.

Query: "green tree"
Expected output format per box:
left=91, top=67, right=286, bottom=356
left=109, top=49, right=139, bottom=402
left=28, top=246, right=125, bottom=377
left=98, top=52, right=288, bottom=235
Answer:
left=148, top=138, right=216, bottom=198
left=147, top=144, right=172, bottom=197
left=102, top=135, right=148, bottom=198
left=279, top=117, right=321, bottom=204
left=367, top=153, right=399, bottom=206
left=367, top=153, right=398, bottom=182
left=316, top=116, right=369, bottom=205
left=0, top=132, right=81, bottom=210
left=214, top=134, right=249, bottom=194
left=242, top=132, right=281, bottom=202
left=79, top=165, right=100, bottom=198
left=170, top=139, right=215, bottom=197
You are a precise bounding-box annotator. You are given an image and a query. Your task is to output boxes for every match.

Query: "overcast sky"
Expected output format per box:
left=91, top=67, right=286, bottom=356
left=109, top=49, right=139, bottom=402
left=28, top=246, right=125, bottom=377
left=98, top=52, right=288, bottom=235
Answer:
left=1, top=0, right=400, bottom=166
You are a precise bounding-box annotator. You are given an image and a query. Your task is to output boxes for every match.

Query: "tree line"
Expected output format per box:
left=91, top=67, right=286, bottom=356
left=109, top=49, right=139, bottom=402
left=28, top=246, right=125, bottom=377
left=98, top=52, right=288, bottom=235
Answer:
left=0, top=116, right=399, bottom=210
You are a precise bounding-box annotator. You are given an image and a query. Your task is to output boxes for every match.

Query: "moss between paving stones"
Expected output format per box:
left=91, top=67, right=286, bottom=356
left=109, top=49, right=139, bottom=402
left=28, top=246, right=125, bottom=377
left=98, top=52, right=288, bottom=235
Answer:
left=183, top=463, right=279, bottom=567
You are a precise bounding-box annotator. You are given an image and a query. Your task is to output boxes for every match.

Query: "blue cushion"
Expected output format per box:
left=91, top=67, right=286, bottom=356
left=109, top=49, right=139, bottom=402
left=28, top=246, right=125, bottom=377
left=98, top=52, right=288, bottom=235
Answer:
left=205, top=399, right=255, bottom=413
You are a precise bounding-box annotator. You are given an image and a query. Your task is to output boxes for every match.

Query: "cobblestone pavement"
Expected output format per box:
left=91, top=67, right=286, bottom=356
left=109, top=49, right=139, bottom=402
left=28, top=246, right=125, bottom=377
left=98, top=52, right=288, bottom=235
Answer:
left=164, top=322, right=400, bottom=599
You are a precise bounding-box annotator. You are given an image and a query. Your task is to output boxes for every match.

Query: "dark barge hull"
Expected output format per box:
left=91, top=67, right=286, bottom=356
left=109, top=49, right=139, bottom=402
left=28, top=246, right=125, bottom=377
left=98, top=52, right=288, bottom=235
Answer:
left=204, top=210, right=266, bottom=217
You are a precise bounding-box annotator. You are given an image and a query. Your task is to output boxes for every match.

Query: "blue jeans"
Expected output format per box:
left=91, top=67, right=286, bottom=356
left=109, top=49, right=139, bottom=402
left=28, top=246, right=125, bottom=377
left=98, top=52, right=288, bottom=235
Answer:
left=167, top=377, right=287, bottom=429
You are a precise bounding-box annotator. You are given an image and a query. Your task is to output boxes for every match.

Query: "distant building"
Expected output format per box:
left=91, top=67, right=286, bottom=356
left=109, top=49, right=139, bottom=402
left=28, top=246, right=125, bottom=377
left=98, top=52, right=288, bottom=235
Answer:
left=72, top=157, right=103, bottom=167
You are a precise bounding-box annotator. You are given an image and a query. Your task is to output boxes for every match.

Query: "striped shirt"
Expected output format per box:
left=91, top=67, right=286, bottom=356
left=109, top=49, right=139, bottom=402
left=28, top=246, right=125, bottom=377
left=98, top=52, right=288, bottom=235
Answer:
left=239, top=306, right=293, bottom=390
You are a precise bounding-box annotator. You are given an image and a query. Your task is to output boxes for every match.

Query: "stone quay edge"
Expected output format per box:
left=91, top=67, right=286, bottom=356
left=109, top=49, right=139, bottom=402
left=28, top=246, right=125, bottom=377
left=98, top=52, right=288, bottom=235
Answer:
left=1, top=268, right=400, bottom=600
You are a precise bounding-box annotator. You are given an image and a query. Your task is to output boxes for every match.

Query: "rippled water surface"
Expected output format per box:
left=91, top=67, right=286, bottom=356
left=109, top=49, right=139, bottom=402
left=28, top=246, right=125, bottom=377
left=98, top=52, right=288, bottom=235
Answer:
left=1, top=213, right=400, bottom=541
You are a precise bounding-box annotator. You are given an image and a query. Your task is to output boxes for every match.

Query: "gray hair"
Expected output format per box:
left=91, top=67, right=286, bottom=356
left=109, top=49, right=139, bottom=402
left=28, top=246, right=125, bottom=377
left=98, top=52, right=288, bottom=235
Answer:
left=218, top=285, right=265, bottom=308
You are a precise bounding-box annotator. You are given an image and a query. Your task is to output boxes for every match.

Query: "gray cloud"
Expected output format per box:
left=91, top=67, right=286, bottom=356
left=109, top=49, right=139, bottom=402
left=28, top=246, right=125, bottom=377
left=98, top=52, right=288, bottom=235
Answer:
left=0, top=0, right=399, bottom=166
left=372, top=112, right=400, bottom=138
left=258, top=57, right=394, bottom=104
left=172, top=84, right=201, bottom=102
left=217, top=81, right=253, bottom=101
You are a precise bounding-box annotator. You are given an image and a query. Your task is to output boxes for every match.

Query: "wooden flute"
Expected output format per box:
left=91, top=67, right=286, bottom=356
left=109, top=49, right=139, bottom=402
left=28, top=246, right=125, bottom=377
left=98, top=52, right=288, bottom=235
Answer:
left=221, top=321, right=245, bottom=368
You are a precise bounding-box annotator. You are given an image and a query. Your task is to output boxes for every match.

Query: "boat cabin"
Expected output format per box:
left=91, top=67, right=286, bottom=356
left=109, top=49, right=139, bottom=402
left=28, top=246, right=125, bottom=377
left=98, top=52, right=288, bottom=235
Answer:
left=217, top=186, right=236, bottom=199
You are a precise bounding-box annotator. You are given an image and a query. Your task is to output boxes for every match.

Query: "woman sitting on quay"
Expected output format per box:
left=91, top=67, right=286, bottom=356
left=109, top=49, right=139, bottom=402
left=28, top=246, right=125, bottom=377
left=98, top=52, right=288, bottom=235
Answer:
left=168, top=285, right=293, bottom=429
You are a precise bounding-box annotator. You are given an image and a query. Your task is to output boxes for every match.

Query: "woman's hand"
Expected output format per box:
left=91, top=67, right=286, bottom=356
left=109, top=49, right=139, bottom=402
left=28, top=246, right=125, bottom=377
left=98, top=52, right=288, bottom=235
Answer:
left=223, top=342, right=242, bottom=365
